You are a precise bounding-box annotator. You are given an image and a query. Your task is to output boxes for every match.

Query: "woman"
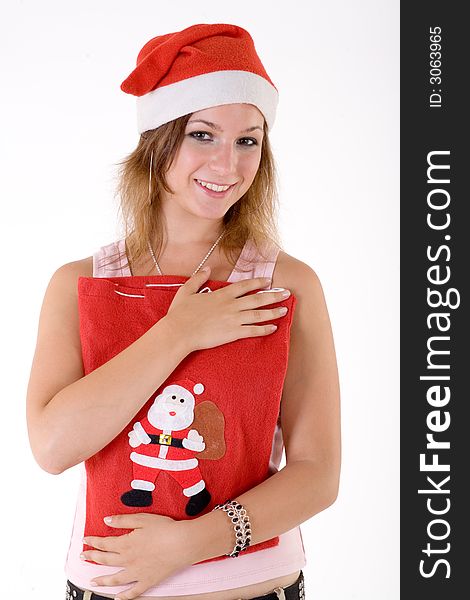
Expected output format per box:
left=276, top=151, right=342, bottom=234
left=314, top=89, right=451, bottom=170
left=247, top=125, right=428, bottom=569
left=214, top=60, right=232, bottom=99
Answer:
left=26, top=23, right=341, bottom=600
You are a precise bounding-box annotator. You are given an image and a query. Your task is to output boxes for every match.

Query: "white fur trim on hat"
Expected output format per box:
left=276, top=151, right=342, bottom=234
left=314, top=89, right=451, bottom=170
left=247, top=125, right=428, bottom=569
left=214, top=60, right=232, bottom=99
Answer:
left=136, top=70, right=278, bottom=133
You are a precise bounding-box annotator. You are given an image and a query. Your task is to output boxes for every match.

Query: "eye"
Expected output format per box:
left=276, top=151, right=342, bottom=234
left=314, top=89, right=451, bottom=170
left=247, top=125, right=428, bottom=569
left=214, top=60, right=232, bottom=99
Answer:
left=238, top=137, right=258, bottom=147
left=179, top=398, right=185, bottom=403
left=171, top=395, right=176, bottom=399
left=188, top=131, right=212, bottom=142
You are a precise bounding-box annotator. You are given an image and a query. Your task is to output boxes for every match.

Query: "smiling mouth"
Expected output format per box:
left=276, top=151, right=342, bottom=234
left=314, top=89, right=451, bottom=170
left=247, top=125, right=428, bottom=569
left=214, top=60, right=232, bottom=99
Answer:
left=194, top=179, right=236, bottom=195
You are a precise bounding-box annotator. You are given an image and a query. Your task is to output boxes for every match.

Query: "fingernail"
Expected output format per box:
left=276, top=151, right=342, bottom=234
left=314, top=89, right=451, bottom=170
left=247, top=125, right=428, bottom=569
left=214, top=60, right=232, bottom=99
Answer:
left=104, top=516, right=112, bottom=524
left=80, top=553, right=86, bottom=560
left=279, top=307, right=288, bottom=314
left=269, top=325, right=278, bottom=331
left=281, top=289, right=290, bottom=297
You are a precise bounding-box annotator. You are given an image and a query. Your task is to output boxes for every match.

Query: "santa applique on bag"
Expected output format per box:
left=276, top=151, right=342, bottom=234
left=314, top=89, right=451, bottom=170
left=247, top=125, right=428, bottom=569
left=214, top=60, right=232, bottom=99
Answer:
left=121, top=378, right=226, bottom=516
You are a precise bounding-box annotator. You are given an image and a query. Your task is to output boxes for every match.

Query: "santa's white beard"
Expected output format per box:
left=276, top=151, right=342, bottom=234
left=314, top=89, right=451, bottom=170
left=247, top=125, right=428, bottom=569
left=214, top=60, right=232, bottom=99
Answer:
left=148, top=405, right=193, bottom=431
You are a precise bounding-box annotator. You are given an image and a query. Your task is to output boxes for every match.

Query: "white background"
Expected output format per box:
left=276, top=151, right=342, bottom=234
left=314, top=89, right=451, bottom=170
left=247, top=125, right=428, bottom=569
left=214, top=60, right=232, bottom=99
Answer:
left=0, top=1, right=399, bottom=598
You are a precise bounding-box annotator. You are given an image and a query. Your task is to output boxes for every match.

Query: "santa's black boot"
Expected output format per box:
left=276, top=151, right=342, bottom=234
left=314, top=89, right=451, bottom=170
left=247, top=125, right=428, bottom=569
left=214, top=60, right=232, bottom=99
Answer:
left=121, top=489, right=153, bottom=507
left=185, top=487, right=211, bottom=516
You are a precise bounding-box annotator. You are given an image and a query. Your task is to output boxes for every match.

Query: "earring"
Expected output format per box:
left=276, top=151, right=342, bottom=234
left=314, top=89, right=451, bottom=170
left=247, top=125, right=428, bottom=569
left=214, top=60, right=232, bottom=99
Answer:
left=148, top=149, right=154, bottom=205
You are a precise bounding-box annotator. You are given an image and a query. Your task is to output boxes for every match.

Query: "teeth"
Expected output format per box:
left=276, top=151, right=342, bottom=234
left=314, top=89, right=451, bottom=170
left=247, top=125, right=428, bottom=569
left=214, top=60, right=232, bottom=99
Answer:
left=197, top=179, right=231, bottom=192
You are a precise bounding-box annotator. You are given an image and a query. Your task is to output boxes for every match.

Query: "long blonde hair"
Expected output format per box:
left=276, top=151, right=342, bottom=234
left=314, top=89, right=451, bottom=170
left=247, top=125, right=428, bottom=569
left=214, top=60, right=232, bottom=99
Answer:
left=104, top=112, right=282, bottom=273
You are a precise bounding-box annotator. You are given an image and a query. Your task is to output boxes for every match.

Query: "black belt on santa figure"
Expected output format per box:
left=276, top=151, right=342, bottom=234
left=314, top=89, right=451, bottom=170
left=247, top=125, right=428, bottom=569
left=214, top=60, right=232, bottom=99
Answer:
left=148, top=433, right=184, bottom=447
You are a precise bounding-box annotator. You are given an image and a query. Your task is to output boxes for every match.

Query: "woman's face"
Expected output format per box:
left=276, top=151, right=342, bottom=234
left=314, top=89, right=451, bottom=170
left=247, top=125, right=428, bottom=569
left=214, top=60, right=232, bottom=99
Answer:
left=163, top=103, right=265, bottom=222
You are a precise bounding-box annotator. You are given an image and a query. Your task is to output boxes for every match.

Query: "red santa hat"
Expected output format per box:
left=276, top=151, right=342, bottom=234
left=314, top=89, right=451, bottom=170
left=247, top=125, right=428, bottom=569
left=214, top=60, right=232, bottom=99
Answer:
left=167, top=379, right=205, bottom=399
left=120, top=23, right=278, bottom=134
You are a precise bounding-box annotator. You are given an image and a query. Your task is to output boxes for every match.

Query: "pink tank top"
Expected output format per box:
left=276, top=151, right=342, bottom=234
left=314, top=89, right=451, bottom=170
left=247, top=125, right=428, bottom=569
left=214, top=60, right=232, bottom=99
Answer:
left=64, top=238, right=306, bottom=596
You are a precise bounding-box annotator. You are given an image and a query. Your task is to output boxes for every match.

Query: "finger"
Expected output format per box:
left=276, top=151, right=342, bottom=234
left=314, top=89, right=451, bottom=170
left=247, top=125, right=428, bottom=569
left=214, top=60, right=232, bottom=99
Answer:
left=90, top=568, right=131, bottom=588
left=223, top=276, right=272, bottom=299
left=81, top=549, right=121, bottom=566
left=115, top=579, right=154, bottom=600
left=236, top=288, right=290, bottom=310
left=179, top=266, right=211, bottom=295
left=83, top=535, right=122, bottom=552
left=239, top=306, right=288, bottom=325
left=103, top=514, right=146, bottom=529
left=238, top=323, right=278, bottom=338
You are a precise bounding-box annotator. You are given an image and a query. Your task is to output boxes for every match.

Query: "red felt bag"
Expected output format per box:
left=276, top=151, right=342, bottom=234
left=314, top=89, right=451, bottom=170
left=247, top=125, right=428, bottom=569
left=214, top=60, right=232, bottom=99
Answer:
left=77, top=275, right=296, bottom=562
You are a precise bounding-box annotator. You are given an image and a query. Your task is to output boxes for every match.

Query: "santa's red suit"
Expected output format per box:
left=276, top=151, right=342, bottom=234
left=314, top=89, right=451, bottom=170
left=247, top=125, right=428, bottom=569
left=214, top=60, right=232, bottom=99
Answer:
left=129, top=416, right=205, bottom=497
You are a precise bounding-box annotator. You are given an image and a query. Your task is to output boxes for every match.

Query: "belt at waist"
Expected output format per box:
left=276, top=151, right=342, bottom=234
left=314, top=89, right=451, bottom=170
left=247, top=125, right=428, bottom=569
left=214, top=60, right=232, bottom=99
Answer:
left=65, top=571, right=305, bottom=600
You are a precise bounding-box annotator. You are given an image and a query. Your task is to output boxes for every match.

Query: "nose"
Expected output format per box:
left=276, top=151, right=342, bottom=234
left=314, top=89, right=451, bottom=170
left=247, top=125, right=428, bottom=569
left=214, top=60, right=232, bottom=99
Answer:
left=208, top=142, right=237, bottom=178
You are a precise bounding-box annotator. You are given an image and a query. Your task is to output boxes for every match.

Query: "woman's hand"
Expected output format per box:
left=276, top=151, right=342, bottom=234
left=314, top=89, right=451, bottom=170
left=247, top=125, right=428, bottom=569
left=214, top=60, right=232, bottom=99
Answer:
left=81, top=513, right=194, bottom=599
left=164, top=266, right=291, bottom=352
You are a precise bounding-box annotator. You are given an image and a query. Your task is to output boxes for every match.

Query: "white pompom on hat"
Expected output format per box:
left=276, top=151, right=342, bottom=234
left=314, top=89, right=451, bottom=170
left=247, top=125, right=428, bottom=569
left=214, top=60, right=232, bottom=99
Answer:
left=120, top=23, right=278, bottom=134
left=171, top=379, right=205, bottom=397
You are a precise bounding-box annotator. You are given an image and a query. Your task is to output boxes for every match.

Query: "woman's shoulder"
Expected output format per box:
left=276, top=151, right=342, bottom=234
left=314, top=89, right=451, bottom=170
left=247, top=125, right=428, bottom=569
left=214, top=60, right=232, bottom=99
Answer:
left=273, top=250, right=323, bottom=297
left=50, top=237, right=124, bottom=288
left=37, top=257, right=94, bottom=341
left=274, top=251, right=332, bottom=345
left=56, top=256, right=94, bottom=277
left=47, top=256, right=94, bottom=298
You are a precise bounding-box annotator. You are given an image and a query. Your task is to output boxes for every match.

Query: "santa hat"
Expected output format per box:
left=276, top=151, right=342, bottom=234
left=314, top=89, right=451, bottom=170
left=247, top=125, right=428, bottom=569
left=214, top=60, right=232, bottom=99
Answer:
left=120, top=23, right=278, bottom=134
left=165, top=379, right=205, bottom=400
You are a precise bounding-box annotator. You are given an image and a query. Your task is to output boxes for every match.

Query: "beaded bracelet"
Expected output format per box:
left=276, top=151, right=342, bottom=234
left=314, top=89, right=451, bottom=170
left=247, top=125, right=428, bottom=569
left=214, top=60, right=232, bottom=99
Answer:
left=213, top=499, right=252, bottom=557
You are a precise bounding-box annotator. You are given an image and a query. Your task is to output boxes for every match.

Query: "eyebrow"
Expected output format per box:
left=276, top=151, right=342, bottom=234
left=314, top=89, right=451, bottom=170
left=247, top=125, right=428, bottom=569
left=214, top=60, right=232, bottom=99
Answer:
left=187, top=119, right=263, bottom=133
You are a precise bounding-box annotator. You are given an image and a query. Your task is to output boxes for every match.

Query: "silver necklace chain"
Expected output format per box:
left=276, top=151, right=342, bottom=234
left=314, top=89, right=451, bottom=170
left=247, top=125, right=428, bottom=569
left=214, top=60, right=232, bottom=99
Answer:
left=147, top=231, right=225, bottom=276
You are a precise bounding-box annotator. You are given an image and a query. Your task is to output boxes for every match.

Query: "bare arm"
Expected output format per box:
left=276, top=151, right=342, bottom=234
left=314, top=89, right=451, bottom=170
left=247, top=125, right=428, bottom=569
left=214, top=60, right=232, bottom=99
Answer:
left=26, top=260, right=190, bottom=474
left=186, top=257, right=341, bottom=560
